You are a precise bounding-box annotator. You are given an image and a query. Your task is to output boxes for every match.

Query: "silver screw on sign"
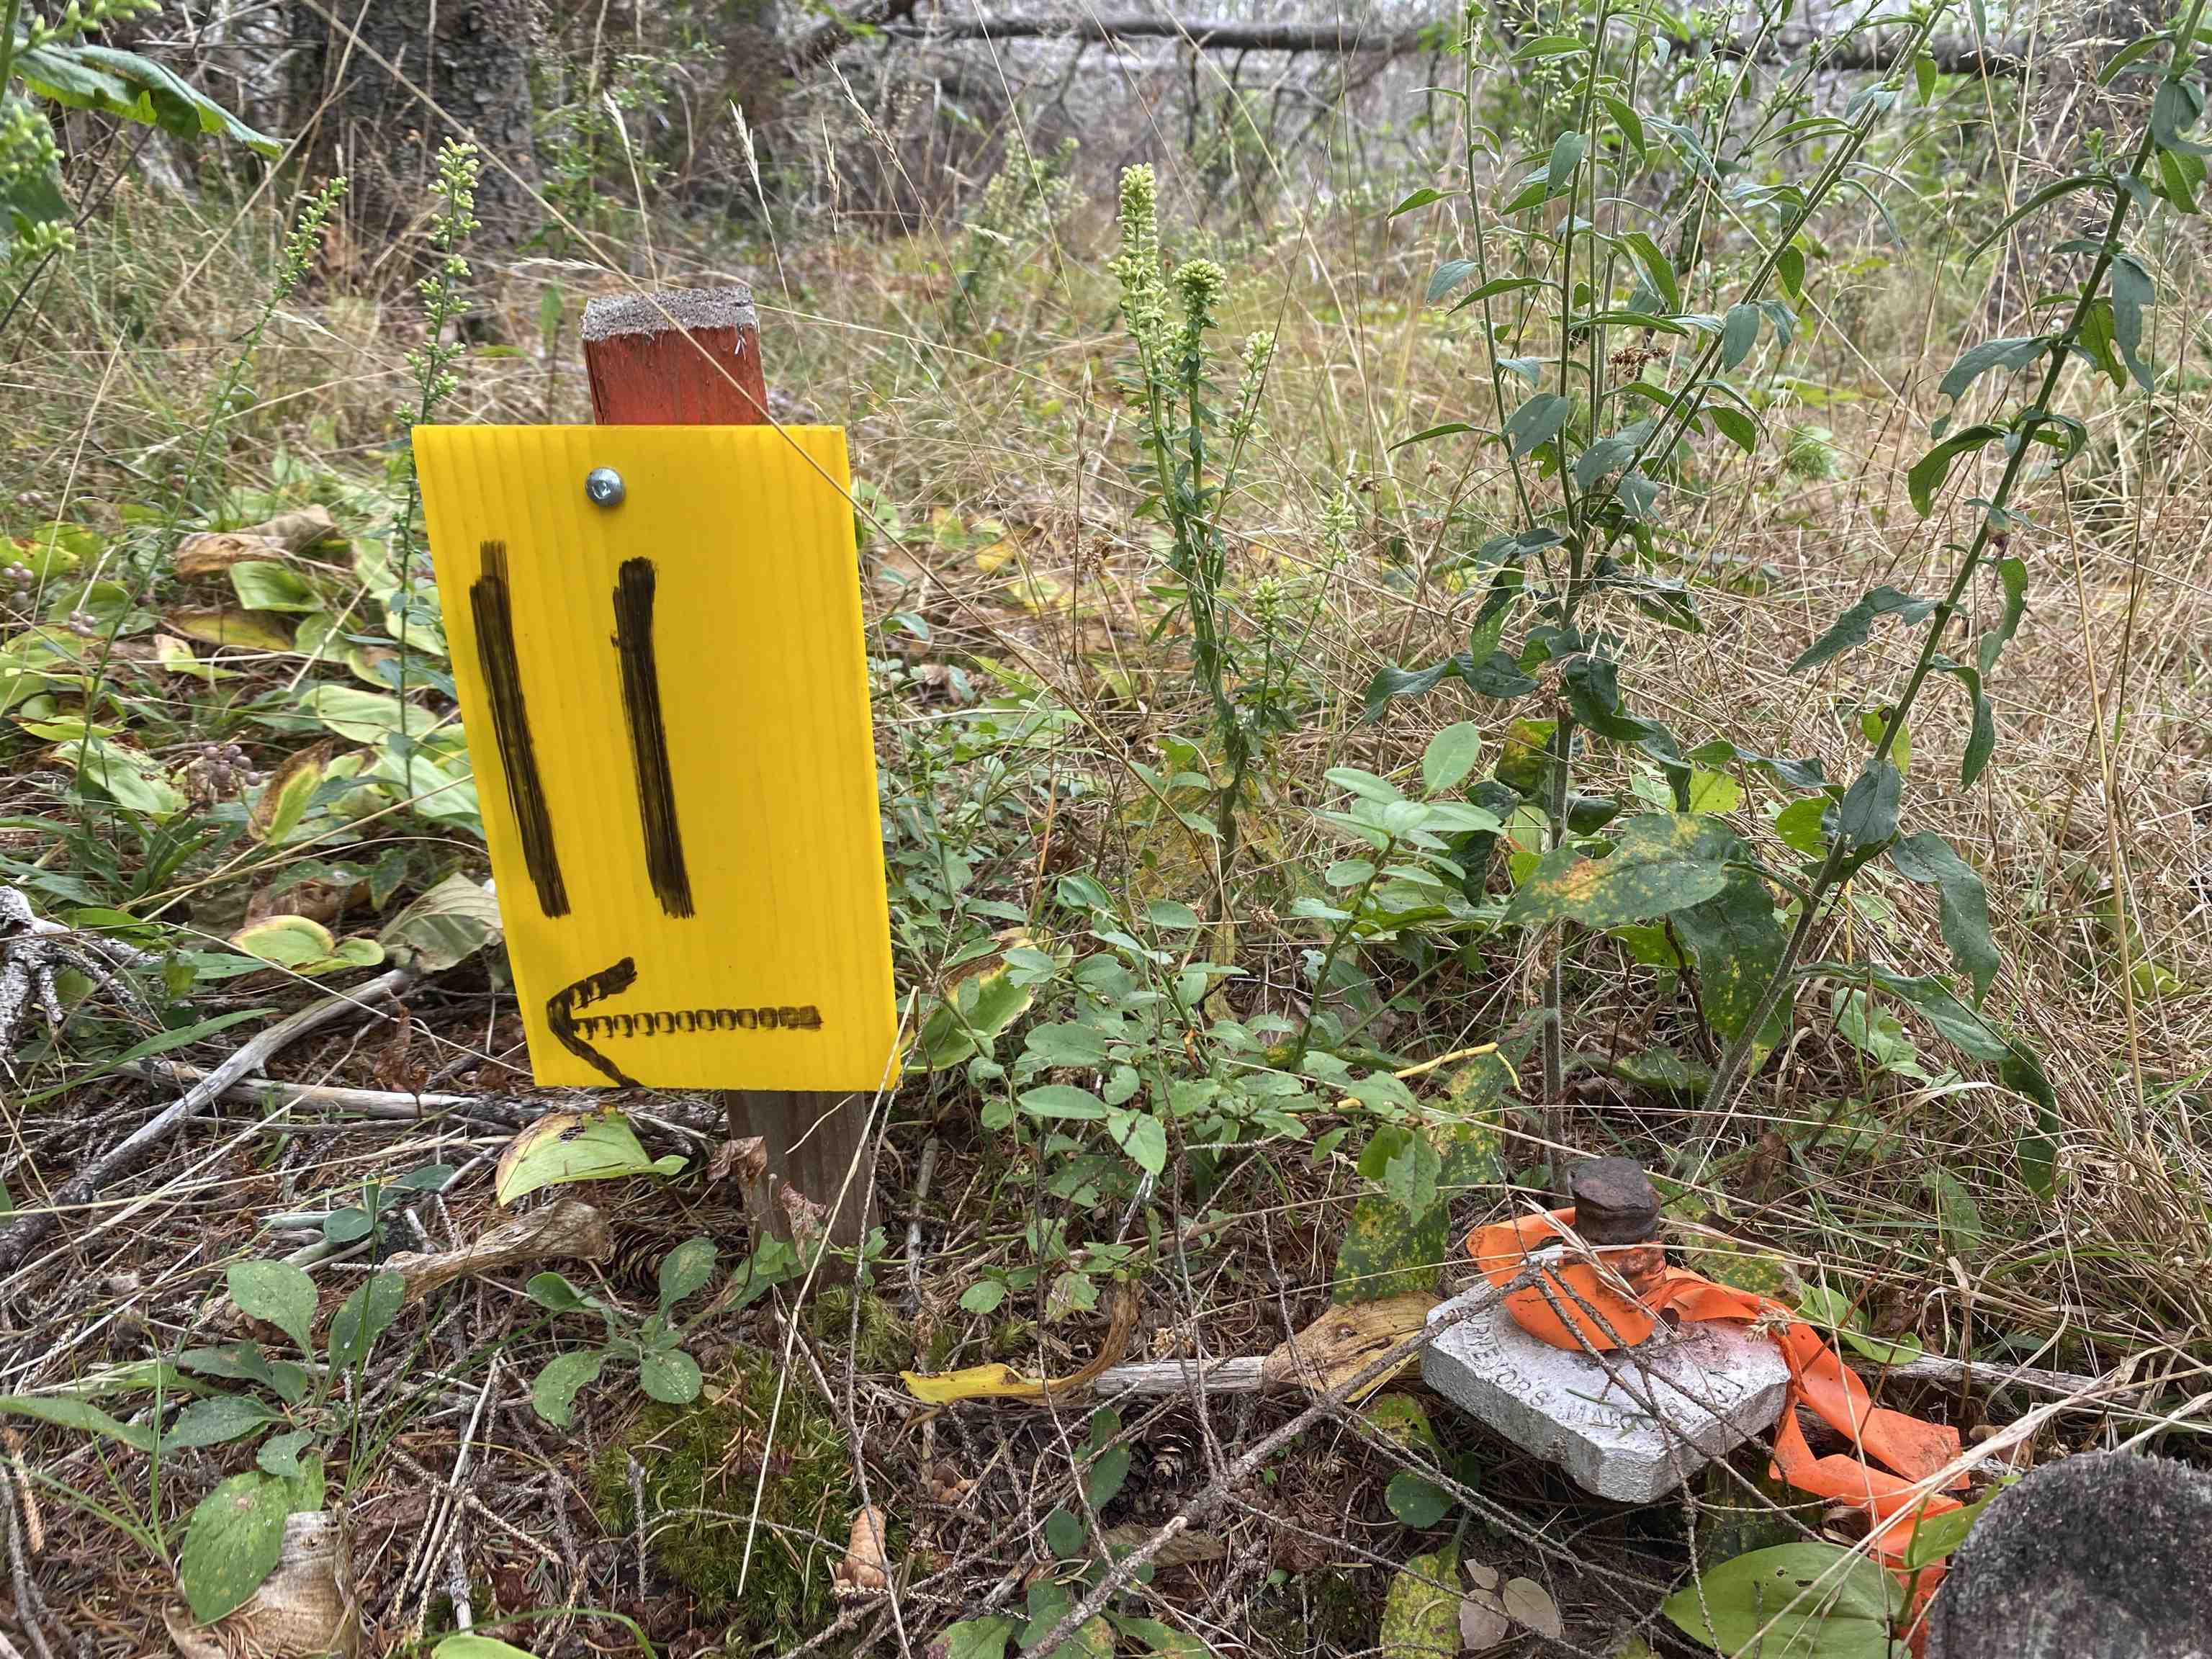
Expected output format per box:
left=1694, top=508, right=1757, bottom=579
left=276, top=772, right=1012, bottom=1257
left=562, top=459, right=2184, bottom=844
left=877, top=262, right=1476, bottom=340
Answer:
left=584, top=467, right=626, bottom=508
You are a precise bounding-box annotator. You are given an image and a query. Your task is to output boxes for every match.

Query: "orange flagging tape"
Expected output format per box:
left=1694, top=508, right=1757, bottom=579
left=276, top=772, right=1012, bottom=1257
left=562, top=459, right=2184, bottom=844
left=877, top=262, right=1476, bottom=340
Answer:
left=1470, top=1209, right=1966, bottom=1633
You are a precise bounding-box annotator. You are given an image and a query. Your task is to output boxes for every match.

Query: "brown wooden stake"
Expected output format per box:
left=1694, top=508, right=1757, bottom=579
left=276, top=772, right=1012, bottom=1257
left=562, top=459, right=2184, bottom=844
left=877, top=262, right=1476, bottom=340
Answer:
left=580, top=284, right=875, bottom=1275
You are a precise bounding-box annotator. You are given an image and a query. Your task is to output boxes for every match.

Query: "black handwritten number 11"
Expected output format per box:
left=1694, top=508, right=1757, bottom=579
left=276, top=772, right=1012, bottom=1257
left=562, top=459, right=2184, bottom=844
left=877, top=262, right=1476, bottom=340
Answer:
left=470, top=541, right=694, bottom=920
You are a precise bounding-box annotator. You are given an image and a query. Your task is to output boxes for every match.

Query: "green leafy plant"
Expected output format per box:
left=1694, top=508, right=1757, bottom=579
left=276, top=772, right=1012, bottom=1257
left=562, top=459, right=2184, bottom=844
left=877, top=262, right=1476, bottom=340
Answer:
left=1, top=0, right=276, bottom=276
left=1664, top=1542, right=1904, bottom=1658
left=0, top=1258, right=407, bottom=1622
left=1365, top=0, right=2088, bottom=1185
left=951, top=136, right=1078, bottom=336
left=1112, top=162, right=1299, bottom=868
left=524, top=1236, right=756, bottom=1426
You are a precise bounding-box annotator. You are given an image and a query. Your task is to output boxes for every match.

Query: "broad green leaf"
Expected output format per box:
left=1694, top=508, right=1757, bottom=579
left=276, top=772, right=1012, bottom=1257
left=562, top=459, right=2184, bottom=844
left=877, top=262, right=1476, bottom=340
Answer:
left=325, top=1272, right=404, bottom=1370
left=919, top=963, right=1035, bottom=1069
left=1086, top=1437, right=1131, bottom=1509
left=525, top=1272, right=595, bottom=1314
left=1334, top=1070, right=1509, bottom=1304
left=1421, top=723, right=1483, bottom=794
left=1546, top=130, right=1587, bottom=192
left=2154, top=76, right=2212, bottom=156
left=1018, top=1084, right=1106, bottom=1121
left=295, top=684, right=419, bottom=744
left=959, top=1280, right=1007, bottom=1313
left=1044, top=1505, right=1085, bottom=1559
left=530, top=1350, right=606, bottom=1426
left=1426, top=258, right=1479, bottom=304
left=1915, top=50, right=1940, bottom=102
left=227, top=1261, right=318, bottom=1352
left=1773, top=796, right=1831, bottom=856
left=246, top=747, right=325, bottom=845
left=377, top=873, right=501, bottom=972
left=495, top=1108, right=663, bottom=1204
left=435, top=1639, right=545, bottom=1659
left=1938, top=335, right=2049, bottom=403
left=1901, top=1484, right=2006, bottom=1568
left=18, top=42, right=280, bottom=156
left=1662, top=1542, right=1903, bottom=1659
left=1601, top=93, right=1646, bottom=157
left=1708, top=406, right=1760, bottom=453
left=1359, top=1125, right=1442, bottom=1221
left=230, top=914, right=384, bottom=976
left=1023, top=1022, right=1112, bottom=1068
left=1889, top=832, right=1999, bottom=1000
left=657, top=1236, right=717, bottom=1310
left=1110, top=1110, right=1169, bottom=1174
left=166, top=607, right=296, bottom=652
left=1449, top=274, right=1545, bottom=310
left=2110, top=251, right=2157, bottom=390
left=1791, top=587, right=1934, bottom=674
left=178, top=1472, right=292, bottom=1622
left=1673, top=870, right=1789, bottom=1048
left=1379, top=1545, right=1460, bottom=1659
left=1720, top=302, right=1761, bottom=369
left=1686, top=768, right=1741, bottom=815
left=228, top=561, right=320, bottom=613
left=164, top=1393, right=284, bottom=1449
left=637, top=1345, right=703, bottom=1405
left=1908, top=423, right=2005, bottom=516
left=940, top=1617, right=1020, bottom=1659
left=1390, top=186, right=1449, bottom=216
left=53, top=736, right=185, bottom=819
left=1502, top=813, right=1735, bottom=930
left=1505, top=393, right=1573, bottom=457
left=1618, top=230, right=1679, bottom=313
left=1385, top=1470, right=1452, bottom=1527
left=1512, top=32, right=1588, bottom=58
left=1837, top=762, right=1903, bottom=849
left=256, top=1427, right=315, bottom=1478
left=2098, top=32, right=2167, bottom=85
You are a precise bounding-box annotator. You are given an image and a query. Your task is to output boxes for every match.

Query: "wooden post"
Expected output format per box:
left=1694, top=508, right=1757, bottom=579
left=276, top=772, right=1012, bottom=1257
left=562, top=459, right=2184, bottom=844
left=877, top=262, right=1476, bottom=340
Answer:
left=580, top=285, right=876, bottom=1274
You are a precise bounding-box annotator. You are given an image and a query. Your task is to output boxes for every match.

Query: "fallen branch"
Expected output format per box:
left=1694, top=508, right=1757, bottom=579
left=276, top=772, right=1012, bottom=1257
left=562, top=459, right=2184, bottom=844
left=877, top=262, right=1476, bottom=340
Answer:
left=119, top=1063, right=544, bottom=1131
left=883, top=14, right=1432, bottom=53
left=382, top=1197, right=612, bottom=1303
left=1089, top=1341, right=2120, bottom=1401
left=874, top=14, right=2029, bottom=76
left=0, top=968, right=412, bottom=1274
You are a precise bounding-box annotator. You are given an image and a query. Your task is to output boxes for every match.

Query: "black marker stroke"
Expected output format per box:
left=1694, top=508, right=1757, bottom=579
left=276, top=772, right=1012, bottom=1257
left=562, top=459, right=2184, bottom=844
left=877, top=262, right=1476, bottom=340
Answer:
left=612, top=557, right=693, bottom=918
left=547, top=956, right=644, bottom=1087
left=470, top=540, right=569, bottom=917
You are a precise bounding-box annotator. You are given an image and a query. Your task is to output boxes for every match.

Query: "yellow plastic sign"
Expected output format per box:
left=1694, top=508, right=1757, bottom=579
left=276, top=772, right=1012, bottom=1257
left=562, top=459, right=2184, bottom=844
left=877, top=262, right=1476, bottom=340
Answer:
left=413, top=424, right=897, bottom=1091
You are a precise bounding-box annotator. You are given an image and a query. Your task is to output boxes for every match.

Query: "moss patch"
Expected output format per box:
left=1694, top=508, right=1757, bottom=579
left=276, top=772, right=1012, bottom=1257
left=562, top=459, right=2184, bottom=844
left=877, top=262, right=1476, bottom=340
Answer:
left=808, top=1285, right=912, bottom=1375
left=591, top=1344, right=853, bottom=1644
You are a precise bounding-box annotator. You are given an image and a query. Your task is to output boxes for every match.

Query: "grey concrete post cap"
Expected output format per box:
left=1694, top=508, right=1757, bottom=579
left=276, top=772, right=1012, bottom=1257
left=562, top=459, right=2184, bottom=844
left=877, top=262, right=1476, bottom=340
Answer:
left=1422, top=1282, right=1789, bottom=1503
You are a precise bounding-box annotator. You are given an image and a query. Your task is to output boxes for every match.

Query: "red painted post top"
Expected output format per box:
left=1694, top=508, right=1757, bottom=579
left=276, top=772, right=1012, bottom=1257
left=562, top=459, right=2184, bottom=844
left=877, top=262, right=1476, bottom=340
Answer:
left=581, top=287, right=768, bottom=425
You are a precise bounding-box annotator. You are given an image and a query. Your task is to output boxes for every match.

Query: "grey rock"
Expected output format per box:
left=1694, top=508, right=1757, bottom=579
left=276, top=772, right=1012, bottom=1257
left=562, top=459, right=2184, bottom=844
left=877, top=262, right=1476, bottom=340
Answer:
left=1421, top=1287, right=1789, bottom=1503
left=1928, top=1451, right=2212, bottom=1659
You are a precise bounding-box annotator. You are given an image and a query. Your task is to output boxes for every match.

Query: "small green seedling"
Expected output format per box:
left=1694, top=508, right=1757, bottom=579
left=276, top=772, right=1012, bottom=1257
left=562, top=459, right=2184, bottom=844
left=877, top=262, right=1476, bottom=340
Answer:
left=526, top=1236, right=720, bottom=1426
